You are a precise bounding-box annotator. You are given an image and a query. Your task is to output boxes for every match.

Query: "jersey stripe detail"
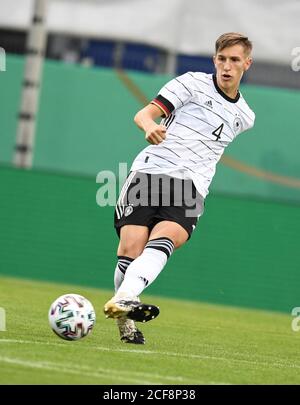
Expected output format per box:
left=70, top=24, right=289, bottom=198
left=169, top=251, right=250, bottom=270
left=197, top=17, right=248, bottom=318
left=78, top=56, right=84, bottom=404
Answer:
left=181, top=111, right=231, bottom=141
left=190, top=101, right=231, bottom=127
left=146, top=152, right=177, bottom=166
left=116, top=171, right=136, bottom=220
left=164, top=86, right=184, bottom=106
left=167, top=132, right=217, bottom=162
left=175, top=78, right=193, bottom=96
left=161, top=145, right=181, bottom=157
left=175, top=122, right=220, bottom=155
left=187, top=72, right=211, bottom=86
left=164, top=113, right=175, bottom=128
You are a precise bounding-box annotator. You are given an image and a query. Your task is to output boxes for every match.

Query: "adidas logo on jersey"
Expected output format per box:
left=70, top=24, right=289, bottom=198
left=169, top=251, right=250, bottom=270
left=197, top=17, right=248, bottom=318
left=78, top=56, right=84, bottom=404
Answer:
left=204, top=100, right=213, bottom=108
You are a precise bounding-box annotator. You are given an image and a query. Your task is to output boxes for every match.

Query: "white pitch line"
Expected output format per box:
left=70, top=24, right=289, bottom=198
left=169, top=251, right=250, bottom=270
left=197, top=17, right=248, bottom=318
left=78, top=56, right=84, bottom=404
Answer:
left=0, top=338, right=229, bottom=384
left=0, top=339, right=186, bottom=383
left=0, top=356, right=157, bottom=385
left=92, top=346, right=300, bottom=371
left=1, top=338, right=298, bottom=376
left=0, top=339, right=183, bottom=382
left=0, top=338, right=67, bottom=347
left=0, top=355, right=228, bottom=386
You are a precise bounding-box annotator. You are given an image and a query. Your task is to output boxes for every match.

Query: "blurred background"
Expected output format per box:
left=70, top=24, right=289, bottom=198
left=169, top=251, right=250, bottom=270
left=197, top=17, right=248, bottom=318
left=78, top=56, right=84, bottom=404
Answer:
left=0, top=0, right=299, bottom=313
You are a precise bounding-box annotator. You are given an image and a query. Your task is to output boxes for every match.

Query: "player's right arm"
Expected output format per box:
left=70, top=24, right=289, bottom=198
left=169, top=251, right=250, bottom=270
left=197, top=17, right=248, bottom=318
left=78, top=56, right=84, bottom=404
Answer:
left=134, top=104, right=167, bottom=145
left=134, top=72, right=194, bottom=145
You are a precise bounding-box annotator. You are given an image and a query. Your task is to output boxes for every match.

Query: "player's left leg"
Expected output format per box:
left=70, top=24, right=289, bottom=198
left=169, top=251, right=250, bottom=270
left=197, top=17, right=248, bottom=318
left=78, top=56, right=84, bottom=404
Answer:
left=105, top=224, right=162, bottom=328
left=104, top=221, right=186, bottom=327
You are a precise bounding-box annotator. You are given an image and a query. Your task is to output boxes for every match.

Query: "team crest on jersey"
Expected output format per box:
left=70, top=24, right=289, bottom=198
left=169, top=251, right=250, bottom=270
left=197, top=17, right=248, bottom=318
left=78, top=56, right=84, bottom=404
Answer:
left=124, top=205, right=134, bottom=217
left=233, top=116, right=243, bottom=133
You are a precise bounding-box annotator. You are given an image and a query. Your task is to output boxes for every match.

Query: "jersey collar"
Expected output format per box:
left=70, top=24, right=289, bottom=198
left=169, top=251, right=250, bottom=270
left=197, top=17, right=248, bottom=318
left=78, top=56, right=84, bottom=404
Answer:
left=212, top=74, right=240, bottom=103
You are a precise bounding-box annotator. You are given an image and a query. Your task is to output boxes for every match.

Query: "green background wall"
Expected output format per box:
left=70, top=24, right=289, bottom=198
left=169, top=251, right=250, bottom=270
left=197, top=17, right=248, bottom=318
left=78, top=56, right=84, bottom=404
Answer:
left=1, top=55, right=300, bottom=313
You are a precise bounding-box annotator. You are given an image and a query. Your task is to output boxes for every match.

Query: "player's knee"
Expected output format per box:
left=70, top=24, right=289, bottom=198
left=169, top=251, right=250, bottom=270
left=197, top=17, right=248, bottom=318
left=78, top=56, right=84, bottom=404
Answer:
left=117, top=240, right=146, bottom=258
left=173, top=238, right=186, bottom=249
left=150, top=222, right=189, bottom=249
left=167, top=235, right=186, bottom=250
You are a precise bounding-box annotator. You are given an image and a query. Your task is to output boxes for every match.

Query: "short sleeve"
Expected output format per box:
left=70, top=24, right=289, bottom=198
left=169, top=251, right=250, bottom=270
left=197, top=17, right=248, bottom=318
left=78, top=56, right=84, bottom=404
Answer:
left=151, top=72, right=194, bottom=117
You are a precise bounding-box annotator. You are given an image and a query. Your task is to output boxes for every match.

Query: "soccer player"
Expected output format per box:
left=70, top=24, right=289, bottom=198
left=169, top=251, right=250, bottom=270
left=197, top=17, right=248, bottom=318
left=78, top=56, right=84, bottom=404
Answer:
left=104, top=33, right=255, bottom=344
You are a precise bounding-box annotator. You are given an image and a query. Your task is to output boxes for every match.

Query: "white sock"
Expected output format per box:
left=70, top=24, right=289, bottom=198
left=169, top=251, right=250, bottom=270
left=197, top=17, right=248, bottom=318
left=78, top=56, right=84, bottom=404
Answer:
left=114, top=256, right=134, bottom=292
left=117, top=237, right=174, bottom=298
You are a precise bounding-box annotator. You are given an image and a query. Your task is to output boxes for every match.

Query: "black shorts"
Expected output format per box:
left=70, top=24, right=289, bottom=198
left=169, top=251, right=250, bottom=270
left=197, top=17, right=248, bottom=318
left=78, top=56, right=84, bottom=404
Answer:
left=114, top=171, right=204, bottom=239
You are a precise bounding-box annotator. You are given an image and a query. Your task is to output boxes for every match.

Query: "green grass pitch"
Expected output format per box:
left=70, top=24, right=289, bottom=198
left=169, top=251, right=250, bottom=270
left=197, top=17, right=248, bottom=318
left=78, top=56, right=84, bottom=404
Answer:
left=0, top=276, right=299, bottom=385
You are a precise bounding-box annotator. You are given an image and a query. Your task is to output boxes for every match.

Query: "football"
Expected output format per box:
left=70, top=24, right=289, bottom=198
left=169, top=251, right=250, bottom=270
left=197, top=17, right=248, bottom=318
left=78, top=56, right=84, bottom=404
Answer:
left=48, top=293, right=96, bottom=340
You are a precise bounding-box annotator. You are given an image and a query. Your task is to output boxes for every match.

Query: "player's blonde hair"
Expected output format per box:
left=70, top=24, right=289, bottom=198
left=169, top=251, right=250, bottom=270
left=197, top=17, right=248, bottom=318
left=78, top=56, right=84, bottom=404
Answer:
left=215, top=33, right=252, bottom=55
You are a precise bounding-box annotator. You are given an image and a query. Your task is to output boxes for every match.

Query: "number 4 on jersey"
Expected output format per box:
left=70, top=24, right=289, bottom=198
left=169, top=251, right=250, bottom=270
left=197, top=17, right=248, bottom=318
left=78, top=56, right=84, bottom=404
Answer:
left=212, top=123, right=224, bottom=141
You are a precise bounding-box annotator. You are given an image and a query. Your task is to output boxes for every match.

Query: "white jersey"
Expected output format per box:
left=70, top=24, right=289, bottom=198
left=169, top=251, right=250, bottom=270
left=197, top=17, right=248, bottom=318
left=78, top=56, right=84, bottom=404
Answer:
left=130, top=72, right=255, bottom=198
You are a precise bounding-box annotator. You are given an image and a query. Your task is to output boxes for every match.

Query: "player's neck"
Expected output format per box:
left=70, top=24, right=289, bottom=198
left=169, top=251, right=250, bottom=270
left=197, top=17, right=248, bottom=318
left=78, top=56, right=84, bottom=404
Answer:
left=217, top=80, right=239, bottom=99
left=221, top=85, right=238, bottom=99
left=213, top=74, right=240, bottom=103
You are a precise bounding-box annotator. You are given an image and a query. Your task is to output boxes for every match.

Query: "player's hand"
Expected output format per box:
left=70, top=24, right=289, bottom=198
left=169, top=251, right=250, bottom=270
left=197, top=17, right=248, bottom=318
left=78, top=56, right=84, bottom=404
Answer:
left=145, top=124, right=167, bottom=145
